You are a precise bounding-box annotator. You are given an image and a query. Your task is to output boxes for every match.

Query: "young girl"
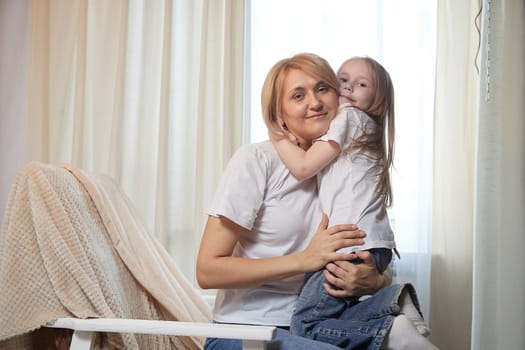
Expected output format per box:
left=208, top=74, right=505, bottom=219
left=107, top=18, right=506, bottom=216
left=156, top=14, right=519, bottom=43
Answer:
left=271, top=56, right=396, bottom=272
left=271, top=57, right=434, bottom=349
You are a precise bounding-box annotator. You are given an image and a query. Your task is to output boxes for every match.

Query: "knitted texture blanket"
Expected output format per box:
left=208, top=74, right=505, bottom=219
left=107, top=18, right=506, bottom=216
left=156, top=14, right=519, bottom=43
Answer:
left=0, top=162, right=211, bottom=349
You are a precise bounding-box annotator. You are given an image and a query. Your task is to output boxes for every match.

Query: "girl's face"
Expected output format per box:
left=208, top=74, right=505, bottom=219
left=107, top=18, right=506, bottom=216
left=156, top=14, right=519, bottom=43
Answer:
left=338, top=59, right=375, bottom=112
left=280, top=69, right=339, bottom=149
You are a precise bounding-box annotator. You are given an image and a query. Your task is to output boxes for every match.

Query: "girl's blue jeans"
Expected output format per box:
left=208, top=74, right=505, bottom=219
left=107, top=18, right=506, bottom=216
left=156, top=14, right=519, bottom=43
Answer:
left=290, top=269, right=414, bottom=350
left=205, top=280, right=414, bottom=350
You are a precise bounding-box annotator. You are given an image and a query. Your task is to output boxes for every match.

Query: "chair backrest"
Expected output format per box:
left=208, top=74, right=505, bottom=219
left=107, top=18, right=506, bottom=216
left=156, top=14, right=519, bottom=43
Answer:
left=0, top=162, right=210, bottom=349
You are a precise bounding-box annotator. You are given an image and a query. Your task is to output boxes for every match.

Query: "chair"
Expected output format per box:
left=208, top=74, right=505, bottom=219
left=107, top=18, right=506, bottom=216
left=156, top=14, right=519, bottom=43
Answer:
left=0, top=162, right=275, bottom=349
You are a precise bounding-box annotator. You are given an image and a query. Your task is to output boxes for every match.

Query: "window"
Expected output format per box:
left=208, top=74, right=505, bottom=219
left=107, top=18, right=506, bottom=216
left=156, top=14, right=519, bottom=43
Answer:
left=245, top=0, right=437, bottom=317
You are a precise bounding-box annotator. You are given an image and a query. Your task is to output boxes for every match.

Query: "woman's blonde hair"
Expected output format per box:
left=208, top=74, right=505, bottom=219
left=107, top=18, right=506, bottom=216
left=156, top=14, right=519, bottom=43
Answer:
left=261, top=53, right=339, bottom=137
left=338, top=57, right=395, bottom=207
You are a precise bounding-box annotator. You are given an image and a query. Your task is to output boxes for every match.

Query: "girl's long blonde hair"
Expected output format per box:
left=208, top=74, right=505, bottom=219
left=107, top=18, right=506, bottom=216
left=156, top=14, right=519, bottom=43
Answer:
left=339, top=57, right=395, bottom=207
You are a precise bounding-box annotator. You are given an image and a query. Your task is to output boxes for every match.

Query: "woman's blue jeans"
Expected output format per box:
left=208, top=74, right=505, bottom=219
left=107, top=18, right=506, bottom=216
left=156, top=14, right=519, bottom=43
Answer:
left=205, top=327, right=343, bottom=350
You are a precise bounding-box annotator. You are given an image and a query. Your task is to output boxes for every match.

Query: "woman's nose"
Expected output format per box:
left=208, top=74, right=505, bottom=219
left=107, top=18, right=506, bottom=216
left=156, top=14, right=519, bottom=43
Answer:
left=308, top=92, right=322, bottom=109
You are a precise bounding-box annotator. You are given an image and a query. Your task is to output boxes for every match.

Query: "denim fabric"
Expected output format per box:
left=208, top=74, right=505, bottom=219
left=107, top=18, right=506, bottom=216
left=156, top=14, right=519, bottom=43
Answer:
left=368, top=248, right=393, bottom=273
left=205, top=327, right=343, bottom=350
left=291, top=269, right=410, bottom=350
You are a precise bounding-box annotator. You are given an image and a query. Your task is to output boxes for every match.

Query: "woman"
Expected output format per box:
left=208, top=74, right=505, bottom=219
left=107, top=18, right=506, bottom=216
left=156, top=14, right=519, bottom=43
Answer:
left=196, top=53, right=408, bottom=350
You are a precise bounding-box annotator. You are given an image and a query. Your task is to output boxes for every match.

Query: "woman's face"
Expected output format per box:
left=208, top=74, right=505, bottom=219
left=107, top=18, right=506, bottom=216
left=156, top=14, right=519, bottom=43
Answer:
left=280, top=69, right=339, bottom=149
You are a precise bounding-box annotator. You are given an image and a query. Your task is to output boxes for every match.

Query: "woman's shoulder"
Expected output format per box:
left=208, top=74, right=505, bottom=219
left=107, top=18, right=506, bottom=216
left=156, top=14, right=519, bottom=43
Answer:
left=235, top=140, right=276, bottom=157
left=238, top=140, right=274, bottom=152
left=230, top=141, right=279, bottom=168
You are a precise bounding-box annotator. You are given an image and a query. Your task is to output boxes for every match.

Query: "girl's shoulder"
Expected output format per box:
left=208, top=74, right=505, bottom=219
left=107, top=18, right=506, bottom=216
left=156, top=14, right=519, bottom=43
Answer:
left=337, top=104, right=372, bottom=122
left=332, top=105, right=374, bottom=132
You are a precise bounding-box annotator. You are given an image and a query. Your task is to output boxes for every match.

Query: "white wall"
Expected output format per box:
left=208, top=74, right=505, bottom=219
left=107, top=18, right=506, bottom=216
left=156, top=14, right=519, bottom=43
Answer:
left=0, top=0, right=30, bottom=218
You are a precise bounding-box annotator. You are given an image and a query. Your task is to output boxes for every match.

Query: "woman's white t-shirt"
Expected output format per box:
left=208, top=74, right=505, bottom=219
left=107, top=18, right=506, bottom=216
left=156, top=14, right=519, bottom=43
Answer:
left=208, top=141, right=321, bottom=326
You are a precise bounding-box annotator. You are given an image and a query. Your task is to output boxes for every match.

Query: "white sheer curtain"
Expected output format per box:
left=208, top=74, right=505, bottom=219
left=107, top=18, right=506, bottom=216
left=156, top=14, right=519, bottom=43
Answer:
left=432, top=1, right=525, bottom=349
left=2, top=0, right=245, bottom=280
left=431, top=1, right=479, bottom=348
left=472, top=0, right=525, bottom=349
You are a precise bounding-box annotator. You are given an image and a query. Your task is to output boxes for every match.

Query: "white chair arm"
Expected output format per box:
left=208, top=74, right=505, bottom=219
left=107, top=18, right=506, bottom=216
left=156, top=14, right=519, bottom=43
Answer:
left=46, top=318, right=276, bottom=350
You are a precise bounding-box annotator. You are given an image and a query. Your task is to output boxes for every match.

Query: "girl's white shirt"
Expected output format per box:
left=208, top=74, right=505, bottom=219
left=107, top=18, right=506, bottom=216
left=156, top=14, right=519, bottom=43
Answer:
left=316, top=106, right=396, bottom=254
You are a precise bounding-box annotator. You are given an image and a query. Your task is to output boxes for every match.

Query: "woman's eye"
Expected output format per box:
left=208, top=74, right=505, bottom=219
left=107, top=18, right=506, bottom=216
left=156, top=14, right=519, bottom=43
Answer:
left=317, top=85, right=328, bottom=93
left=293, top=93, right=304, bottom=100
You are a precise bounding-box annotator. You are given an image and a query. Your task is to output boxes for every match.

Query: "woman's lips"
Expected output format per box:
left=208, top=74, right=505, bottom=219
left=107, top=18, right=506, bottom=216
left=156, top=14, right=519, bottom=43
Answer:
left=306, top=112, right=328, bottom=120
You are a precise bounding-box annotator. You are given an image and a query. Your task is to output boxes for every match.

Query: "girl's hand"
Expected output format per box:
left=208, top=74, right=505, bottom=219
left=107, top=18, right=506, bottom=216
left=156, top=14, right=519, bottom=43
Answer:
left=268, top=129, right=298, bottom=145
left=284, top=130, right=298, bottom=144
left=322, top=250, right=390, bottom=297
left=269, top=120, right=298, bottom=145
left=299, top=214, right=365, bottom=272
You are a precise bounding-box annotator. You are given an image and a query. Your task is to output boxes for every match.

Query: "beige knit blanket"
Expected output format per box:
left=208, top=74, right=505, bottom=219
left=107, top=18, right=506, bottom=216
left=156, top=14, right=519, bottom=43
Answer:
left=0, top=162, right=212, bottom=349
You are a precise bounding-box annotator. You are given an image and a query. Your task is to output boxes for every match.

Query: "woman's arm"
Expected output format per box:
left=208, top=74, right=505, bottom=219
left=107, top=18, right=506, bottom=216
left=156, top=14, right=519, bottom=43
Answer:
left=196, top=214, right=365, bottom=290
left=272, top=138, right=341, bottom=181
left=322, top=250, right=391, bottom=297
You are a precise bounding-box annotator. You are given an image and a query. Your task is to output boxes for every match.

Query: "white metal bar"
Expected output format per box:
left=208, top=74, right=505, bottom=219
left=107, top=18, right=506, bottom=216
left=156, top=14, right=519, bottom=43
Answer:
left=47, top=318, right=276, bottom=341
left=65, top=330, right=268, bottom=350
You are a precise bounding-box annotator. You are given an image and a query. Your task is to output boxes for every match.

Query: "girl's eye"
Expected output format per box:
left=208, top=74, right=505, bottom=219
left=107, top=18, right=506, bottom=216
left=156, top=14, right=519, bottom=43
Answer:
left=338, top=77, right=348, bottom=83
left=356, top=82, right=368, bottom=88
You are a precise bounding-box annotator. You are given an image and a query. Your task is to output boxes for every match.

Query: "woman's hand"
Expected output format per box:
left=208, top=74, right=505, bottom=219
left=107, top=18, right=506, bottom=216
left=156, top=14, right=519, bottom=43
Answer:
left=322, top=250, right=391, bottom=297
left=298, top=214, right=366, bottom=273
left=197, top=214, right=367, bottom=290
left=197, top=214, right=361, bottom=290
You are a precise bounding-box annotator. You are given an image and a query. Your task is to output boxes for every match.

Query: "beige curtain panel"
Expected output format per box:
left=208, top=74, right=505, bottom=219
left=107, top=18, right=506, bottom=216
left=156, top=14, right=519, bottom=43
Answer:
left=431, top=1, right=525, bottom=349
left=25, top=0, right=245, bottom=279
